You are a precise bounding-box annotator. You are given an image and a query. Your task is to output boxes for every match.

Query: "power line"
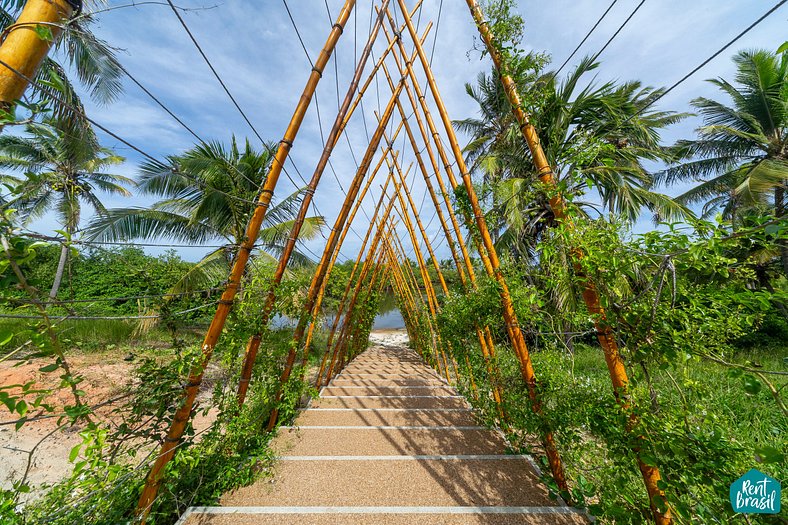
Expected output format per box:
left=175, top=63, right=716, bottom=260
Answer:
left=164, top=0, right=265, bottom=144
left=553, top=0, right=619, bottom=76
left=588, top=0, right=646, bottom=64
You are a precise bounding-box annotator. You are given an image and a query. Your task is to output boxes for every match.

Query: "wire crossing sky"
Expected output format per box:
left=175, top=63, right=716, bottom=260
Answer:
left=25, top=0, right=788, bottom=263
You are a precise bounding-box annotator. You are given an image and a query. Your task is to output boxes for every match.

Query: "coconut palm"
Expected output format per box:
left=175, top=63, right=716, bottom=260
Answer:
left=456, top=55, right=689, bottom=259
left=0, top=118, right=131, bottom=298
left=85, top=137, right=326, bottom=293
left=658, top=49, right=787, bottom=221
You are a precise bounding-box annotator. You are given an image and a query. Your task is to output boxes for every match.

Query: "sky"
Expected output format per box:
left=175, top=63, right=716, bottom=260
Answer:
left=23, top=0, right=788, bottom=263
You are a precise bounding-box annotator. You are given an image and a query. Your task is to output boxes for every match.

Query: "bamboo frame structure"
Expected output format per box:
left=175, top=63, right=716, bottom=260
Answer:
left=463, top=0, right=669, bottom=521
left=378, top=62, right=505, bottom=412
left=134, top=2, right=356, bottom=520
left=264, top=70, right=409, bottom=431
left=380, top=16, right=508, bottom=417
left=324, top=191, right=399, bottom=383
left=315, top=171, right=395, bottom=388
left=234, top=0, right=390, bottom=407
left=0, top=0, right=74, bottom=112
left=395, top=0, right=568, bottom=494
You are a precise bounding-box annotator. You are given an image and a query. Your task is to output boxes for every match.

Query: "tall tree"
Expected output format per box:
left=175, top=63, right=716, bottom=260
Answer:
left=456, top=55, right=689, bottom=259
left=658, top=50, right=787, bottom=220
left=85, top=137, right=325, bottom=293
left=0, top=118, right=131, bottom=298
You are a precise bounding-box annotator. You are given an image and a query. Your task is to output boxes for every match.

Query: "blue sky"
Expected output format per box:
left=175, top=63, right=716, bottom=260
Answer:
left=26, top=0, right=788, bottom=263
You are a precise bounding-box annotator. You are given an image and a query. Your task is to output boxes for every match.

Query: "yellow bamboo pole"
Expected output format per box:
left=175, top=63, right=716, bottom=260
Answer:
left=395, top=0, right=568, bottom=495
left=463, top=1, right=669, bottom=520
left=301, top=124, right=404, bottom=368
left=315, top=170, right=395, bottom=388
left=265, top=70, right=408, bottom=431
left=325, top=192, right=398, bottom=383
left=384, top=144, right=458, bottom=382
left=135, top=2, right=356, bottom=519
left=0, top=0, right=74, bottom=112
left=236, top=2, right=391, bottom=406
left=331, top=244, right=388, bottom=375
left=379, top=27, right=506, bottom=416
left=387, top=226, right=442, bottom=368
left=388, top=178, right=451, bottom=383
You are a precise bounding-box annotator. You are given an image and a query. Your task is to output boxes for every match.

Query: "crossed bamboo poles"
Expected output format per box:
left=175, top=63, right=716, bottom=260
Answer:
left=12, top=0, right=668, bottom=520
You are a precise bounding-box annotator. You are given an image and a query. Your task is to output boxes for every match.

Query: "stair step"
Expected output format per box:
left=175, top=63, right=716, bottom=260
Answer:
left=321, top=386, right=457, bottom=396
left=312, top=396, right=468, bottom=409
left=272, top=427, right=507, bottom=456
left=221, top=457, right=555, bottom=507
left=296, top=408, right=478, bottom=427
left=179, top=507, right=588, bottom=525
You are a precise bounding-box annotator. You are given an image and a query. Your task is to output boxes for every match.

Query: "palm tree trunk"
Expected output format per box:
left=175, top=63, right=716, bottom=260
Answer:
left=49, top=242, right=68, bottom=300
left=776, top=182, right=787, bottom=277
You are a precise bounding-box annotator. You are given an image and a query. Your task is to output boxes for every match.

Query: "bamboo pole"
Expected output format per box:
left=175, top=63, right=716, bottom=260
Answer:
left=395, top=0, right=568, bottom=495
left=265, top=70, right=408, bottom=431
left=297, top=33, right=428, bottom=367
left=135, top=2, right=356, bottom=519
left=235, top=2, right=390, bottom=407
left=388, top=177, right=451, bottom=382
left=379, top=27, right=506, bottom=416
left=0, top=0, right=75, bottom=113
left=384, top=144, right=457, bottom=382
left=301, top=125, right=404, bottom=370
left=463, top=1, right=669, bottom=521
left=325, top=192, right=398, bottom=383
left=315, top=170, right=395, bottom=388
left=330, top=244, right=388, bottom=375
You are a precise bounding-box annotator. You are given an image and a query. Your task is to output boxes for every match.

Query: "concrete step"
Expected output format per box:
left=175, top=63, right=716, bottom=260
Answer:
left=221, top=457, right=557, bottom=507
left=296, top=408, right=479, bottom=427
left=329, top=378, right=447, bottom=387
left=312, top=396, right=468, bottom=410
left=321, top=386, right=457, bottom=396
left=272, top=427, right=507, bottom=456
left=180, top=508, right=588, bottom=525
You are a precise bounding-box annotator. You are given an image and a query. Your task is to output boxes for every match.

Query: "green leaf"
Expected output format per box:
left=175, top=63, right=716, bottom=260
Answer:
left=68, top=443, right=81, bottom=463
left=0, top=330, right=12, bottom=347
left=777, top=41, right=788, bottom=54
left=38, top=363, right=59, bottom=373
left=32, top=25, right=53, bottom=42
left=754, top=445, right=784, bottom=464
left=742, top=374, right=762, bottom=396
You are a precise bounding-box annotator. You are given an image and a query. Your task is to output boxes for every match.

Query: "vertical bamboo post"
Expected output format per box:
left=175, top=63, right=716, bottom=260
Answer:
left=134, top=2, right=356, bottom=520
left=0, top=0, right=75, bottom=115
left=463, top=1, right=669, bottom=521
left=235, top=1, right=389, bottom=407
left=395, top=0, right=568, bottom=495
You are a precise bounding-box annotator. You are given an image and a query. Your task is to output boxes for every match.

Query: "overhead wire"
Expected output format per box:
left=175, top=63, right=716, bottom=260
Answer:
left=553, top=0, right=619, bottom=76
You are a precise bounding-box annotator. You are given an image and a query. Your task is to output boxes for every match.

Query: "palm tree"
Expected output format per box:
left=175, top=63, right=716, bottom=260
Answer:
left=456, top=55, right=689, bottom=258
left=658, top=49, right=787, bottom=223
left=0, top=118, right=131, bottom=298
left=85, top=137, right=326, bottom=293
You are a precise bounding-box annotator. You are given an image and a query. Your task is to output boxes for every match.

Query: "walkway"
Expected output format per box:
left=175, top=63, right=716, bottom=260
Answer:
left=177, top=335, right=588, bottom=524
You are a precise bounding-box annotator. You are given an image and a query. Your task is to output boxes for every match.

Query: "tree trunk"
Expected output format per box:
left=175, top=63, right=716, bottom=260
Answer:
left=776, top=182, right=787, bottom=277
left=49, top=242, right=68, bottom=300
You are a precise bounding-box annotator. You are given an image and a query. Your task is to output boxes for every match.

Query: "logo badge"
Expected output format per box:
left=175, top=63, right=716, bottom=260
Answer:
left=730, top=469, right=781, bottom=514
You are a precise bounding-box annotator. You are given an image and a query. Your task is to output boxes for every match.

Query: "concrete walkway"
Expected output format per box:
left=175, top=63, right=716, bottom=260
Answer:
left=178, top=338, right=588, bottom=524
